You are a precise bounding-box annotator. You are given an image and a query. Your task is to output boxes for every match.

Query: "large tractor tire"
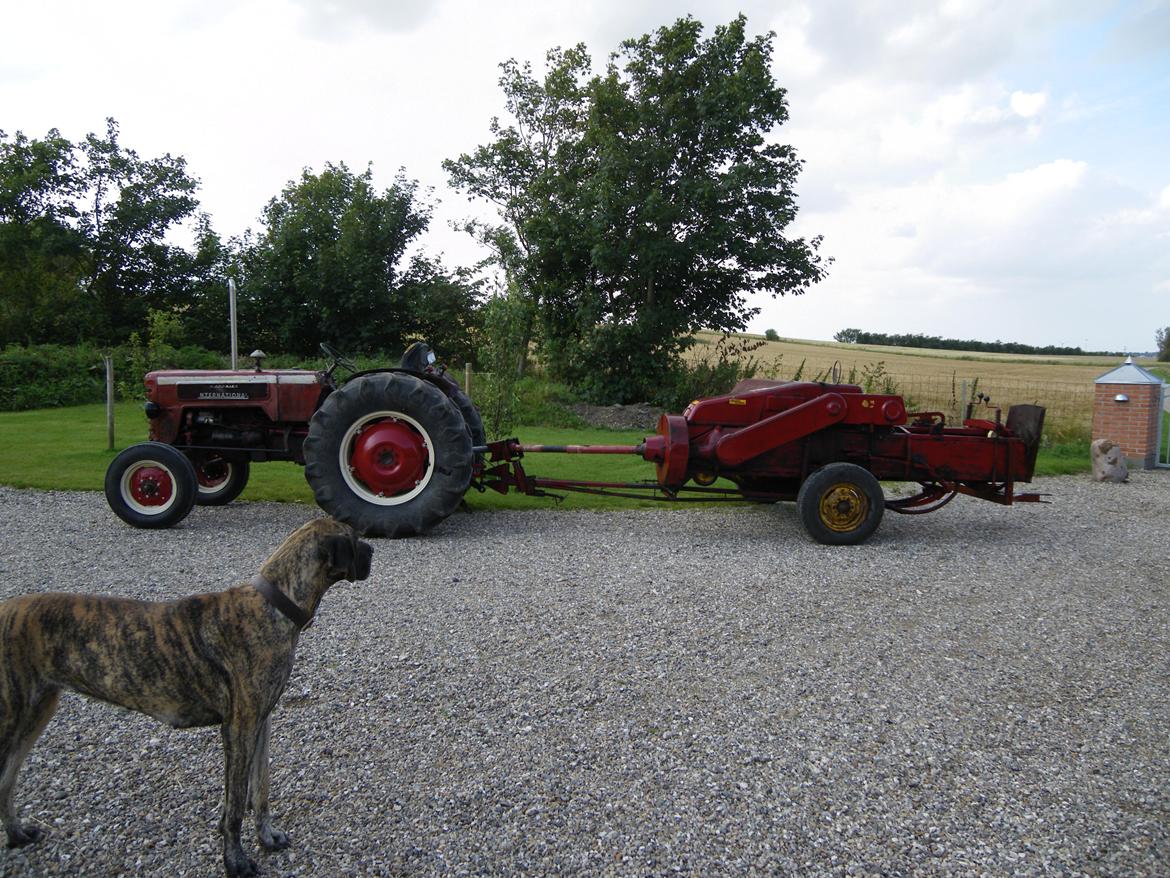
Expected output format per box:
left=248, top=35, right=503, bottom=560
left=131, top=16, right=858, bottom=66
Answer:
left=450, top=387, right=486, bottom=446
left=105, top=442, right=198, bottom=529
left=796, top=462, right=885, bottom=546
left=189, top=454, right=250, bottom=506
left=303, top=372, right=473, bottom=537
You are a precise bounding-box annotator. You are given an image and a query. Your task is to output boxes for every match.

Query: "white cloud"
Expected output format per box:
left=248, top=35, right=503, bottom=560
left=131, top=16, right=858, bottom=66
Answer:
left=2, top=0, right=1164, bottom=350
left=289, top=0, right=439, bottom=37
left=1010, top=90, right=1047, bottom=118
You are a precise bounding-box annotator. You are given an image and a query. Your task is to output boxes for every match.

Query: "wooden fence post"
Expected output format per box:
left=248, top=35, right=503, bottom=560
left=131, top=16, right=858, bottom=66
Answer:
left=104, top=355, right=115, bottom=451
left=464, top=363, right=472, bottom=397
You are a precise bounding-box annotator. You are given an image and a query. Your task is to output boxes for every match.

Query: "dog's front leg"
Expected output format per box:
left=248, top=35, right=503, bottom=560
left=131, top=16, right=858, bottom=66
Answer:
left=220, top=715, right=262, bottom=877
left=249, top=715, right=290, bottom=852
left=1, top=689, right=60, bottom=848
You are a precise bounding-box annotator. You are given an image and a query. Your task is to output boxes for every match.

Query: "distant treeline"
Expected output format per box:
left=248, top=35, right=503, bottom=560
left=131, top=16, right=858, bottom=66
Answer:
left=833, top=328, right=1124, bottom=358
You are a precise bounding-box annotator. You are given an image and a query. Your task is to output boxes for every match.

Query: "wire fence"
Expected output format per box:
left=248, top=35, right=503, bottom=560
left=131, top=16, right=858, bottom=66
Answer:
left=467, top=363, right=1094, bottom=444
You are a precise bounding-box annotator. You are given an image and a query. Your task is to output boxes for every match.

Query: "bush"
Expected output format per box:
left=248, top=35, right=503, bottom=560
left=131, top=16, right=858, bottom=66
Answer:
left=653, top=336, right=765, bottom=412
left=511, top=377, right=586, bottom=428
left=0, top=342, right=229, bottom=412
left=475, top=285, right=532, bottom=435
left=0, top=344, right=108, bottom=411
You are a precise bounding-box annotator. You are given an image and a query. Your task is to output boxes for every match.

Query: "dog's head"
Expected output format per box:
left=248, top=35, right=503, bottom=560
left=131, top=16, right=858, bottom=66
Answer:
left=309, top=519, right=374, bottom=583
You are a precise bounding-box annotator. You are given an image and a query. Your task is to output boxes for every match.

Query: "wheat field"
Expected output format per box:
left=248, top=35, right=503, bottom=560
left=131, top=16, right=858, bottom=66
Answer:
left=692, top=333, right=1163, bottom=444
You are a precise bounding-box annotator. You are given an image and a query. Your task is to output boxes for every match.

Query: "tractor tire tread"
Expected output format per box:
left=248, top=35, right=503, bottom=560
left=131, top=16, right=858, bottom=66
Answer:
left=303, top=373, right=472, bottom=538
left=104, top=441, right=198, bottom=529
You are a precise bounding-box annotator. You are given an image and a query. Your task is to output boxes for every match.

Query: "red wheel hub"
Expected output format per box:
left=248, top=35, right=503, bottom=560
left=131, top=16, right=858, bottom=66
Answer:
left=350, top=419, right=427, bottom=496
left=196, top=459, right=229, bottom=488
left=128, top=466, right=173, bottom=507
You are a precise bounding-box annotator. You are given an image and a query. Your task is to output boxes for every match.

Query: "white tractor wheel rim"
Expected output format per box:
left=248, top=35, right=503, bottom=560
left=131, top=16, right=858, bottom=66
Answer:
left=121, top=460, right=179, bottom=515
left=339, top=410, right=435, bottom=506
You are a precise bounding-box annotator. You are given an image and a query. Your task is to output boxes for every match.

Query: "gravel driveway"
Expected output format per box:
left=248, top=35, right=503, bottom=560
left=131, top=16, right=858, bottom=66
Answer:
left=0, top=472, right=1167, bottom=877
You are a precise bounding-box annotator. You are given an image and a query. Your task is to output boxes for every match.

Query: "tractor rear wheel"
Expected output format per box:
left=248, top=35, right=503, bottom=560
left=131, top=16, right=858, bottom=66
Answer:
left=190, top=454, right=250, bottom=506
left=796, top=463, right=884, bottom=546
left=105, top=442, right=198, bottom=529
left=303, top=372, right=473, bottom=537
left=450, top=388, right=486, bottom=446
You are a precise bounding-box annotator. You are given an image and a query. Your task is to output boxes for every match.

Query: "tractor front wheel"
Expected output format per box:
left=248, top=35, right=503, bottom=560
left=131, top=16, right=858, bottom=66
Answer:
left=796, top=463, right=885, bottom=546
left=303, top=372, right=473, bottom=537
left=105, top=442, right=198, bottom=529
left=190, top=454, right=250, bottom=506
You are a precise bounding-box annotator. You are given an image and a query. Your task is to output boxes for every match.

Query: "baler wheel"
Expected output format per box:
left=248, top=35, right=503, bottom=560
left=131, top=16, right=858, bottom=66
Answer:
left=303, top=372, right=473, bottom=537
left=796, top=463, right=884, bottom=546
left=104, top=442, right=198, bottom=529
left=190, top=454, right=250, bottom=506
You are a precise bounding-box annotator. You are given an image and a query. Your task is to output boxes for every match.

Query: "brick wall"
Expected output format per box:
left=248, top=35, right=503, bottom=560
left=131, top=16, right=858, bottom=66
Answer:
left=1091, top=383, right=1162, bottom=469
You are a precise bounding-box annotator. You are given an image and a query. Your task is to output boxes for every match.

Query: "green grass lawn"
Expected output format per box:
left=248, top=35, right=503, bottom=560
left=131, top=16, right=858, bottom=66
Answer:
left=0, top=405, right=663, bottom=510
left=0, top=402, right=1092, bottom=511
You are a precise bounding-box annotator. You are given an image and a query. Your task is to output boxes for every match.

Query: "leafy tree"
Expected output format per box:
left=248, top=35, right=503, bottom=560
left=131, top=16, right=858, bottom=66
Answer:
left=1156, top=327, right=1169, bottom=362
left=240, top=163, right=446, bottom=357
left=395, top=254, right=485, bottom=367
left=764, top=328, right=780, bottom=341
left=446, top=16, right=828, bottom=403
left=179, top=213, right=244, bottom=353
left=0, top=120, right=201, bottom=347
left=0, top=129, right=88, bottom=345
left=78, top=119, right=200, bottom=344
left=476, top=282, right=532, bottom=435
left=834, top=328, right=861, bottom=344
left=445, top=46, right=592, bottom=378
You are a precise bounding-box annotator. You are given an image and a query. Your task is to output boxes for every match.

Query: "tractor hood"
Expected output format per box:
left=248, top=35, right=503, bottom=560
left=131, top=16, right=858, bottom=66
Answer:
left=145, top=368, right=324, bottom=403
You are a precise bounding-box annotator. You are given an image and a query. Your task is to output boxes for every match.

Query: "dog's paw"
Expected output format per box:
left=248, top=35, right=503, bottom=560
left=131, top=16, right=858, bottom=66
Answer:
left=224, top=851, right=259, bottom=876
left=260, top=826, right=291, bottom=851
left=6, top=824, right=44, bottom=848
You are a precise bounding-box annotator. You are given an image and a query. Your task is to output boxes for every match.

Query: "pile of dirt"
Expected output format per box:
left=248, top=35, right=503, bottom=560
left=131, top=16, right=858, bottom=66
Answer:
left=570, top=402, right=662, bottom=431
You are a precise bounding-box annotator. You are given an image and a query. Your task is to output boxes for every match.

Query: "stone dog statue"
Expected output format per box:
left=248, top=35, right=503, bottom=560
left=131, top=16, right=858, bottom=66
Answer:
left=1090, top=438, right=1128, bottom=483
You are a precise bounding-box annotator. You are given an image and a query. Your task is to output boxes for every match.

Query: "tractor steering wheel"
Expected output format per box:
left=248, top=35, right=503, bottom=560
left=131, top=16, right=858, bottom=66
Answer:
left=320, top=342, right=358, bottom=377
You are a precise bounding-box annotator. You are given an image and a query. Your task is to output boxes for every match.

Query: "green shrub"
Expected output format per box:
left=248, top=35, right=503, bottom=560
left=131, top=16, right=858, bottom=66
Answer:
left=654, top=336, right=765, bottom=411
left=475, top=286, right=532, bottom=435
left=512, top=377, right=586, bottom=428
left=0, top=344, right=108, bottom=411
left=0, top=342, right=229, bottom=412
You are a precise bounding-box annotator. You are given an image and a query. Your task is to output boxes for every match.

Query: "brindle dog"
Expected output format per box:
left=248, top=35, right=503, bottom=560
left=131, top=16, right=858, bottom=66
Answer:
left=0, top=518, right=373, bottom=876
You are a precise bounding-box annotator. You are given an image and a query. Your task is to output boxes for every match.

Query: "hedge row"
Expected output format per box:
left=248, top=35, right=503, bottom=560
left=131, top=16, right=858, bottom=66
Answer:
left=0, top=344, right=416, bottom=412
left=0, top=343, right=228, bottom=412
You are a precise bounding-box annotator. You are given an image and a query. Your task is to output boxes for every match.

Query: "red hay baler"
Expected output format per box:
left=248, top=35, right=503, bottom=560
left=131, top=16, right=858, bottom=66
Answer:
left=105, top=343, right=1045, bottom=545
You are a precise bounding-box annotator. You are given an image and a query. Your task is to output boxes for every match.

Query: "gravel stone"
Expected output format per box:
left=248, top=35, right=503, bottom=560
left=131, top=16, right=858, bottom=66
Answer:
left=570, top=402, right=663, bottom=431
left=0, top=470, right=1167, bottom=877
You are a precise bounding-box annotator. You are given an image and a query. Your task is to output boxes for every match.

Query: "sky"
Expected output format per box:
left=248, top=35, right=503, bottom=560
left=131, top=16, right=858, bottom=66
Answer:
left=3, top=0, right=1168, bottom=353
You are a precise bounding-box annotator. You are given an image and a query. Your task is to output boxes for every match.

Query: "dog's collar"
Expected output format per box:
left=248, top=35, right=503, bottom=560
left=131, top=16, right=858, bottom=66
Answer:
left=251, top=574, right=312, bottom=630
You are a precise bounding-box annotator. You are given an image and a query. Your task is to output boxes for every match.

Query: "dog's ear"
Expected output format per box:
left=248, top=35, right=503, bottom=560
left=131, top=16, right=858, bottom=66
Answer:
left=325, top=534, right=373, bottom=581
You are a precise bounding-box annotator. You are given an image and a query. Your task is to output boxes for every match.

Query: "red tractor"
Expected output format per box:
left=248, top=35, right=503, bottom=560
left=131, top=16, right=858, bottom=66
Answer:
left=106, top=343, right=1045, bottom=545
left=105, top=343, right=481, bottom=535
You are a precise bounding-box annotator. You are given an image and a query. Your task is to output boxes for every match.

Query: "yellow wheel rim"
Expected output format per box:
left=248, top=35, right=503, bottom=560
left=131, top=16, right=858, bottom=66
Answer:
left=818, top=482, right=870, bottom=533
